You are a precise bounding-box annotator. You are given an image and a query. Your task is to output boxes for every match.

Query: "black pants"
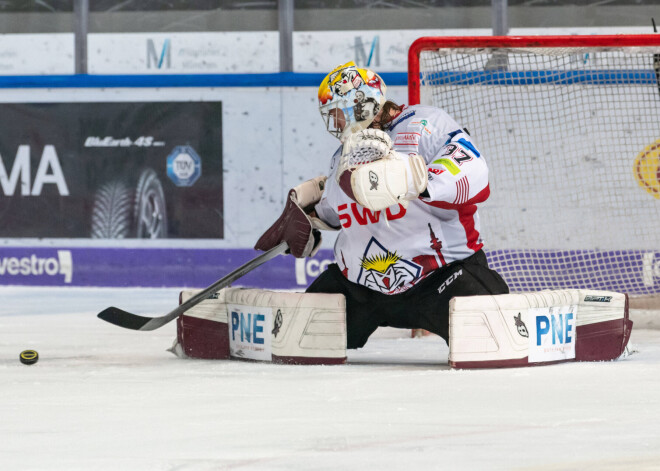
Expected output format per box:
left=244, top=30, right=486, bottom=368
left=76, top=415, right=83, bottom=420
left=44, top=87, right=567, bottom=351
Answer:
left=306, top=250, right=509, bottom=349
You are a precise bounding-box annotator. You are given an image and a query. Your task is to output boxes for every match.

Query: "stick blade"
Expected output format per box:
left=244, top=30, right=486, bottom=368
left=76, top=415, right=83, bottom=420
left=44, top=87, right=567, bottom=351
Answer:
left=97, top=307, right=156, bottom=331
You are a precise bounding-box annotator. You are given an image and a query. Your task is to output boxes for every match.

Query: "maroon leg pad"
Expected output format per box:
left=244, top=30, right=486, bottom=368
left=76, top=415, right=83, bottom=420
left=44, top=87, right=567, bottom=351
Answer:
left=177, top=314, right=230, bottom=360
left=272, top=354, right=346, bottom=365
left=576, top=295, right=633, bottom=362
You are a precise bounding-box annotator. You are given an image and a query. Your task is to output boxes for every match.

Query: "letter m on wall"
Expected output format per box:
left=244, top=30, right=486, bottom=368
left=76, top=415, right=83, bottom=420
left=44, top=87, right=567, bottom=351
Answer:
left=147, top=38, right=171, bottom=69
left=354, top=36, right=380, bottom=67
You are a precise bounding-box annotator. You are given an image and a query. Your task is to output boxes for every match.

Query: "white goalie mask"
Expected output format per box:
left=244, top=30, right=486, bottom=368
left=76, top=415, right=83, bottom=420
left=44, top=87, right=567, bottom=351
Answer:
left=318, top=62, right=387, bottom=142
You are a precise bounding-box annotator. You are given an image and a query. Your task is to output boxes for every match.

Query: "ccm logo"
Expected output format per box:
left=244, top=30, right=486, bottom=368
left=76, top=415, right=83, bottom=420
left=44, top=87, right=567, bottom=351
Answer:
left=437, top=269, right=462, bottom=294
left=338, top=203, right=406, bottom=228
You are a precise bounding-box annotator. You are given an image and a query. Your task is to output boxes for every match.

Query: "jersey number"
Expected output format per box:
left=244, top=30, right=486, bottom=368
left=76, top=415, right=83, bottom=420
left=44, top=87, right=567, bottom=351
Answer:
left=443, top=144, right=473, bottom=166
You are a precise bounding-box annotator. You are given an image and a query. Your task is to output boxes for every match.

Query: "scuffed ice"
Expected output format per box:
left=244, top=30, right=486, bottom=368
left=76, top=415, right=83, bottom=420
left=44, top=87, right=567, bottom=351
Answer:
left=1, top=287, right=659, bottom=470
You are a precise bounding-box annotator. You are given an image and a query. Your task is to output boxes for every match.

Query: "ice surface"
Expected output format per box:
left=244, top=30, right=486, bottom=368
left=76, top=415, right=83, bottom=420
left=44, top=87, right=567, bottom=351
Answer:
left=1, top=287, right=659, bottom=470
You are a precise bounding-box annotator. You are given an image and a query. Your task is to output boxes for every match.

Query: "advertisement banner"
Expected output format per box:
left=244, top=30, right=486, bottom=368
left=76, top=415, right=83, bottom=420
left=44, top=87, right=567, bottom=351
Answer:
left=88, top=32, right=278, bottom=74
left=84, top=28, right=653, bottom=76
left=0, top=33, right=74, bottom=75
left=527, top=306, right=577, bottom=363
left=0, top=247, right=335, bottom=288
left=0, top=101, right=223, bottom=239
left=227, top=304, right=273, bottom=361
left=0, top=247, right=657, bottom=296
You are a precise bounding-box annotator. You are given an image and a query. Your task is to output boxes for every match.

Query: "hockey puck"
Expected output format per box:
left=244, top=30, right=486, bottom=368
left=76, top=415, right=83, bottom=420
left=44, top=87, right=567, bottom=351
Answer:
left=19, top=350, right=39, bottom=365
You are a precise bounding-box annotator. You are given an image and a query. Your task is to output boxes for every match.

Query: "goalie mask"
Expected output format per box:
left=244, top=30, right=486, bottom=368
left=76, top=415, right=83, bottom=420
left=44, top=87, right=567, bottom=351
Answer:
left=318, top=62, right=387, bottom=141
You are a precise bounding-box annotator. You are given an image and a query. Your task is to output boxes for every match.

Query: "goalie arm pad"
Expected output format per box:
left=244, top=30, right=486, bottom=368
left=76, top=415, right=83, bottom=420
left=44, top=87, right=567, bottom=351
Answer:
left=255, top=176, right=328, bottom=258
left=422, top=136, right=489, bottom=206
left=349, top=151, right=428, bottom=212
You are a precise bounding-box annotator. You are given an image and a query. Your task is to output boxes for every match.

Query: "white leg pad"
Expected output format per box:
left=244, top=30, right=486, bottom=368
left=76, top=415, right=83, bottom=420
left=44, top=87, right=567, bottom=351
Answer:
left=449, top=289, right=633, bottom=369
left=174, top=288, right=347, bottom=365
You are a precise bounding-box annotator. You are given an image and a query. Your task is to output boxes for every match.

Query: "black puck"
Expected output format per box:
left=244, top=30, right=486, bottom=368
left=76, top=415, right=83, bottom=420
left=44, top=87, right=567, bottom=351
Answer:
left=19, top=350, right=39, bottom=365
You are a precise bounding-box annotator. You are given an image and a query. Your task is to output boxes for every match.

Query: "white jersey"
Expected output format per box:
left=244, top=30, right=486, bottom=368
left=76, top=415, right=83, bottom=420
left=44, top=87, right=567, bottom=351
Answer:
left=315, top=104, right=490, bottom=295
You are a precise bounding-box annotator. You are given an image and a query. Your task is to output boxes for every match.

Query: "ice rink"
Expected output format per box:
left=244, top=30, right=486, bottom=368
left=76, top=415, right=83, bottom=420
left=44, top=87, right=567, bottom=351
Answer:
left=1, top=286, right=659, bottom=470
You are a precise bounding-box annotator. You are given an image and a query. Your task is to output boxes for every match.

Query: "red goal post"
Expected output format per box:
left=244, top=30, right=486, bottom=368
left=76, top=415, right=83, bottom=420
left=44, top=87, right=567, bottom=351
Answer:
left=408, top=34, right=660, bottom=105
left=407, top=35, right=660, bottom=308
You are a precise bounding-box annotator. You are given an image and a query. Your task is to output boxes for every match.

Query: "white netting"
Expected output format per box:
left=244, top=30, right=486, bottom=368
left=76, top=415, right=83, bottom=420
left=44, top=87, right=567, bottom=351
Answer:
left=415, top=39, right=660, bottom=302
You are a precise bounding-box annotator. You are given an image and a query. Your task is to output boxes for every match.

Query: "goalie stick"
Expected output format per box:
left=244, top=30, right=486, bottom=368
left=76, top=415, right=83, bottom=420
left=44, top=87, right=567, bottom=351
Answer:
left=97, top=242, right=289, bottom=331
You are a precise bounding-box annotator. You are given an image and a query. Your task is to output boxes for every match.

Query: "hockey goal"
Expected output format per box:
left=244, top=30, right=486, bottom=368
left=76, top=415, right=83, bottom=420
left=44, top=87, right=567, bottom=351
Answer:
left=409, top=35, right=660, bottom=308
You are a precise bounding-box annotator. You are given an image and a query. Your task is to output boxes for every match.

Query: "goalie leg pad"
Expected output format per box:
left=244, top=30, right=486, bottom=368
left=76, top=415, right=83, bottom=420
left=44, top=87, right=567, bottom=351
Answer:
left=174, top=289, right=230, bottom=359
left=174, top=288, right=347, bottom=365
left=449, top=289, right=633, bottom=369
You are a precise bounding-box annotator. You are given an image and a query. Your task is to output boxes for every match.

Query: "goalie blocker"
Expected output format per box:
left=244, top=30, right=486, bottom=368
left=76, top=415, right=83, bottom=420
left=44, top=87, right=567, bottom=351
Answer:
left=171, top=288, right=347, bottom=365
left=449, top=289, right=633, bottom=369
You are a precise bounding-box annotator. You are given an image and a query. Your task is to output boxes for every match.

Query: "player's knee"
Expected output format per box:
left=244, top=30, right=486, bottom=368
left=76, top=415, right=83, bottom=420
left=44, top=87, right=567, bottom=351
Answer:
left=456, top=261, right=510, bottom=296
left=479, top=268, right=510, bottom=295
left=346, top=330, right=371, bottom=349
left=305, top=263, right=342, bottom=294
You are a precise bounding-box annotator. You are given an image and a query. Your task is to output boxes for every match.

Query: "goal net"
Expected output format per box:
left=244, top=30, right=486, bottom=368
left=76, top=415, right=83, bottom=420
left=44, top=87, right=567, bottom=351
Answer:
left=408, top=35, right=660, bottom=307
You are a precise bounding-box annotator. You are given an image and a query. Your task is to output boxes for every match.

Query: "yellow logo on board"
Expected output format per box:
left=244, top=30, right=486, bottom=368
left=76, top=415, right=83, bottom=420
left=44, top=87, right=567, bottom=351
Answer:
left=634, top=139, right=660, bottom=200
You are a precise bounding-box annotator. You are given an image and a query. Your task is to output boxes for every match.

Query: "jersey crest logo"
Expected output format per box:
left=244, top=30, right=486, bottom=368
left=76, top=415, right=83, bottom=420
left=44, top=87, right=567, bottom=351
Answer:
left=357, top=237, right=422, bottom=293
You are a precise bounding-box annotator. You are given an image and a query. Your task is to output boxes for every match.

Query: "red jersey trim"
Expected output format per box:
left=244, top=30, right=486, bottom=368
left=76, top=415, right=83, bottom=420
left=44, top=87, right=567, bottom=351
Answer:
left=420, top=185, right=489, bottom=253
left=421, top=184, right=490, bottom=210
left=458, top=204, right=483, bottom=252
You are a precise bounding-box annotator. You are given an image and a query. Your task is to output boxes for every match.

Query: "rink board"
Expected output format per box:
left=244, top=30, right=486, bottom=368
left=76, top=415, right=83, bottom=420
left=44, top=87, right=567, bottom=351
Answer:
left=0, top=247, right=658, bottom=297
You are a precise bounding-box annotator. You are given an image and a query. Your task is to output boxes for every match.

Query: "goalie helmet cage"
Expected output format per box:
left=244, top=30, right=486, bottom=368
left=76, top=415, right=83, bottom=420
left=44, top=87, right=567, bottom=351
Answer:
left=408, top=35, right=660, bottom=308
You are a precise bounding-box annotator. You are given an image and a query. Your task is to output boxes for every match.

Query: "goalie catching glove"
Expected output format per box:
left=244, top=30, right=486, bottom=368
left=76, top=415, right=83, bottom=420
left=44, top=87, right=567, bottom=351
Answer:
left=255, top=176, right=333, bottom=258
left=338, top=129, right=428, bottom=212
left=351, top=151, right=427, bottom=212
left=339, top=128, right=392, bottom=168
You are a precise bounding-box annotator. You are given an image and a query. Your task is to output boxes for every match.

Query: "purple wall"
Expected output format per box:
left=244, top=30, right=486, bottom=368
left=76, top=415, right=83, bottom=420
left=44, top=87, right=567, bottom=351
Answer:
left=0, top=247, right=335, bottom=291
left=0, top=247, right=658, bottom=295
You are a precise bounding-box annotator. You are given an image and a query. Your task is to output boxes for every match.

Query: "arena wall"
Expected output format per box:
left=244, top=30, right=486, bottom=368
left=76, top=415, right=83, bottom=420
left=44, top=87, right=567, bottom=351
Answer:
left=0, top=26, right=657, bottom=292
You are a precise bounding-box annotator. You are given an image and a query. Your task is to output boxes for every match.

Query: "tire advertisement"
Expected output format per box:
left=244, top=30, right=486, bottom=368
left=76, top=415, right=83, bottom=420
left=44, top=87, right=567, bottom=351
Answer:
left=0, top=101, right=223, bottom=239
